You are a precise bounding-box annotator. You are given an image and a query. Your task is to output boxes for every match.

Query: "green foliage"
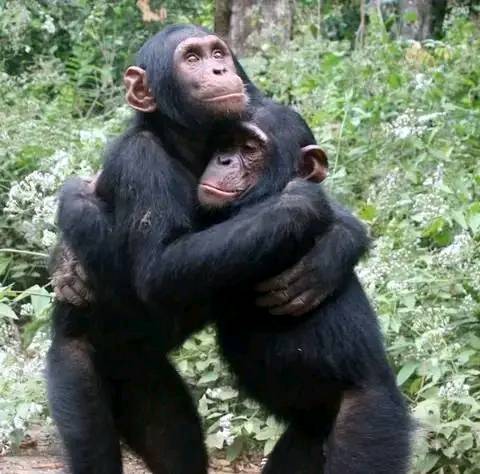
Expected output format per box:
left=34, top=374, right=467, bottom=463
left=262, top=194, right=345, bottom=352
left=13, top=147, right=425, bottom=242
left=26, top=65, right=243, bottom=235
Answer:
left=0, top=3, right=479, bottom=472
left=243, top=12, right=480, bottom=471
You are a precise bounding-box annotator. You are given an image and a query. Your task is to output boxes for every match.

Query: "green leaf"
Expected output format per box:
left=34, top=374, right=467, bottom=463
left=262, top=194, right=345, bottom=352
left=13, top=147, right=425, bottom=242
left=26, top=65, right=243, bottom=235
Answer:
left=226, top=437, right=243, bottom=462
left=0, top=302, right=17, bottom=320
left=199, top=371, right=219, bottom=384
left=415, top=454, right=439, bottom=473
left=397, top=361, right=419, bottom=386
left=359, top=204, right=377, bottom=222
left=206, top=432, right=224, bottom=450
left=264, top=438, right=277, bottom=456
left=30, top=286, right=51, bottom=317
left=403, top=11, right=418, bottom=23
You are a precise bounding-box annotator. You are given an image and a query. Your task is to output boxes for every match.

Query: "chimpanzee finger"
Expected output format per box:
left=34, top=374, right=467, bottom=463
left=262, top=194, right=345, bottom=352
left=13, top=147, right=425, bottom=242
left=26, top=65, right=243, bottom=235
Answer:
left=268, top=290, right=326, bottom=317
left=51, top=272, right=75, bottom=291
left=255, top=260, right=309, bottom=293
left=57, top=285, right=85, bottom=307
left=74, top=262, right=88, bottom=283
left=71, top=278, right=91, bottom=301
left=84, top=289, right=95, bottom=304
left=71, top=280, right=94, bottom=305
left=255, top=272, right=314, bottom=308
left=289, top=294, right=326, bottom=317
left=54, top=286, right=66, bottom=303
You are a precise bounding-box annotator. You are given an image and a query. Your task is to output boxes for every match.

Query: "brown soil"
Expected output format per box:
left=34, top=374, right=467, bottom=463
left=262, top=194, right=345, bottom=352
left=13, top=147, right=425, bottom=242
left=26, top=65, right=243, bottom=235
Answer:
left=0, top=454, right=261, bottom=474
left=0, top=427, right=261, bottom=474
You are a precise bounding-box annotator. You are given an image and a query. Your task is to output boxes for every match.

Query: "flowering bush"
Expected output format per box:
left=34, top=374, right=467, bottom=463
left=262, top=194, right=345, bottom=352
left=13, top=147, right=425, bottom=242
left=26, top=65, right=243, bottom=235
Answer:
left=1, top=6, right=479, bottom=473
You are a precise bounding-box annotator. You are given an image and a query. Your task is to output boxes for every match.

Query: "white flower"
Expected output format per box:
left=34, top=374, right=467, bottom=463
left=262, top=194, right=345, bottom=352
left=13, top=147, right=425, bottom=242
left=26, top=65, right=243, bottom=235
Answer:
left=79, top=129, right=108, bottom=143
left=413, top=73, right=432, bottom=91
left=435, top=232, right=473, bottom=268
left=384, top=108, right=429, bottom=139
left=41, top=15, right=56, bottom=34
left=439, top=379, right=470, bottom=400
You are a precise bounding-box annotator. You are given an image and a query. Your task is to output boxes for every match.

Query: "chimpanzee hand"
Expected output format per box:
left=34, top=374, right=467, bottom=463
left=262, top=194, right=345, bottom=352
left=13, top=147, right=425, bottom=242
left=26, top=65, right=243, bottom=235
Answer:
left=51, top=245, right=94, bottom=306
left=256, top=200, right=370, bottom=317
left=255, top=237, right=333, bottom=317
left=52, top=173, right=101, bottom=306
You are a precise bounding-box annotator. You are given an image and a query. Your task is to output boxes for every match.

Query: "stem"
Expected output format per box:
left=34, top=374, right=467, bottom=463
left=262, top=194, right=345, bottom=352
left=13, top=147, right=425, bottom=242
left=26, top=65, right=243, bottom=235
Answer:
left=333, top=91, right=351, bottom=175
left=355, top=0, right=366, bottom=49
left=0, top=248, right=49, bottom=258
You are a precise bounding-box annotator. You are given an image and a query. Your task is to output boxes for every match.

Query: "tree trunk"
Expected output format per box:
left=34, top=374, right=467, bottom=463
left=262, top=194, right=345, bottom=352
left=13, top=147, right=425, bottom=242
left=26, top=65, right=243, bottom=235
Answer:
left=214, top=0, right=232, bottom=39
left=227, top=0, right=293, bottom=56
left=399, top=0, right=447, bottom=40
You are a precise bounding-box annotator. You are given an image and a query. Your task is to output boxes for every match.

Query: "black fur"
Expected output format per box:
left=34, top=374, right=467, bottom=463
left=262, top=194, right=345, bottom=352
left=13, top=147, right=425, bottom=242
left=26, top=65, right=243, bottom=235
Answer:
left=232, top=115, right=412, bottom=471
left=136, top=106, right=413, bottom=474
left=48, top=25, right=373, bottom=474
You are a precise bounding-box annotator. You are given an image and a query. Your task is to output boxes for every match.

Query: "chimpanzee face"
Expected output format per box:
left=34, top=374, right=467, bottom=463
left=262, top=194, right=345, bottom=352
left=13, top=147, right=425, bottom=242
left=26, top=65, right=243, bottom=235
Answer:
left=124, top=32, right=248, bottom=124
left=173, top=35, right=248, bottom=117
left=197, top=123, right=268, bottom=209
left=197, top=122, right=328, bottom=210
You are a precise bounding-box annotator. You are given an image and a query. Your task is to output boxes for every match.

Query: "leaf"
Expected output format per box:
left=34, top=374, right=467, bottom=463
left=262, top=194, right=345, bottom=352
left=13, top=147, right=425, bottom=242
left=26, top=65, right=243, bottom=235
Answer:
left=264, top=438, right=277, bottom=456
left=359, top=203, right=377, bottom=222
left=226, top=437, right=243, bottom=462
left=206, top=432, right=224, bottom=450
left=397, top=361, right=419, bottom=386
left=22, top=316, right=49, bottom=348
left=216, top=387, right=238, bottom=401
left=30, top=286, right=51, bottom=317
left=403, top=11, right=418, bottom=23
left=0, top=302, right=17, bottom=320
left=199, top=371, right=219, bottom=384
left=415, top=454, right=439, bottom=473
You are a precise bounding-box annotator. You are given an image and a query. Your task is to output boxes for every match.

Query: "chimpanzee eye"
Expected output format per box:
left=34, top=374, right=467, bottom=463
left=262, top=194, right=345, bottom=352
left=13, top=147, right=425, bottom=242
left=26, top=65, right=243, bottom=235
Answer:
left=212, top=49, right=224, bottom=59
left=186, top=53, right=200, bottom=63
left=243, top=140, right=259, bottom=152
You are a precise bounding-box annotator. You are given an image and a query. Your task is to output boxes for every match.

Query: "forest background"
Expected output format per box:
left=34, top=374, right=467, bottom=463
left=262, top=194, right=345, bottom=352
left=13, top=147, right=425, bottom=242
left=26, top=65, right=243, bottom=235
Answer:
left=1, top=1, right=480, bottom=472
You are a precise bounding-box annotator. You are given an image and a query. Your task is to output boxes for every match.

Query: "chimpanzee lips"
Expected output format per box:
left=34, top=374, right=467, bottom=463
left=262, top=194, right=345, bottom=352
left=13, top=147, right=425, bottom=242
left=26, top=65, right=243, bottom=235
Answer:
left=202, top=92, right=246, bottom=103
left=199, top=183, right=243, bottom=197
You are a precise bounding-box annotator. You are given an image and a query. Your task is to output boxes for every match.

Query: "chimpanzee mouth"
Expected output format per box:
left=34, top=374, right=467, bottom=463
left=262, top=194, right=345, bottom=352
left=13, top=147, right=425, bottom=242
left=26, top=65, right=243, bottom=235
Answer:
left=199, top=183, right=244, bottom=197
left=203, top=92, right=246, bottom=103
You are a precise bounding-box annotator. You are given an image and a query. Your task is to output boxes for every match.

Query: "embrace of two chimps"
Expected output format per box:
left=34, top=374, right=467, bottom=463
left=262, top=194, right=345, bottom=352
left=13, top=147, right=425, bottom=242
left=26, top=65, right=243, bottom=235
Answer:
left=47, top=24, right=412, bottom=474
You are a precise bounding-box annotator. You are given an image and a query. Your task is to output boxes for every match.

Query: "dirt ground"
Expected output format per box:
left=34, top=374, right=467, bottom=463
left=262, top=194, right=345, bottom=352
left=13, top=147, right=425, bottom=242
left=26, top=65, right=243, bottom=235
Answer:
left=0, top=454, right=261, bottom=473
left=0, top=427, right=261, bottom=474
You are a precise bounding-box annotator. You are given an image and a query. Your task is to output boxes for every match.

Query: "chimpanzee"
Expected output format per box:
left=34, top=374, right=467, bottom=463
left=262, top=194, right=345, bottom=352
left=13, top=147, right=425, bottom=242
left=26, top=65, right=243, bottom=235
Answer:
left=148, top=109, right=412, bottom=473
left=48, top=25, right=372, bottom=474
left=47, top=25, right=249, bottom=474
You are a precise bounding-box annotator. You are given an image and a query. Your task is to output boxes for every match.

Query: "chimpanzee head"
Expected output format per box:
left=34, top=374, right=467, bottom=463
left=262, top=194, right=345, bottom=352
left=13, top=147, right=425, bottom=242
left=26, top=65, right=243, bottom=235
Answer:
left=197, top=106, right=328, bottom=210
left=123, top=25, right=250, bottom=128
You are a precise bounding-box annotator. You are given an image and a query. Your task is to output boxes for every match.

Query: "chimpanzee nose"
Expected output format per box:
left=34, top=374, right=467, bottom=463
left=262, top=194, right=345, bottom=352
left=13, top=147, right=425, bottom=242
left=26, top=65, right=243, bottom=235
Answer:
left=213, top=66, right=227, bottom=75
left=217, top=156, right=232, bottom=166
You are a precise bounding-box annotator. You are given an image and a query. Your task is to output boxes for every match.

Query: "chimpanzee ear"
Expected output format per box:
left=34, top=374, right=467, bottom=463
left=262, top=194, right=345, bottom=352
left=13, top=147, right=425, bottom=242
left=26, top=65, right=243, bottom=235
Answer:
left=299, top=145, right=328, bottom=183
left=124, top=66, right=157, bottom=113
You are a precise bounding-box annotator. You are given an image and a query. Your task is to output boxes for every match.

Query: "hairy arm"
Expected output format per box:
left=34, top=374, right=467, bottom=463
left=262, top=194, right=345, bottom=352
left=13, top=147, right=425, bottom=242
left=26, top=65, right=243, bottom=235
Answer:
left=137, top=180, right=334, bottom=305
left=256, top=199, right=370, bottom=316
left=56, top=131, right=335, bottom=312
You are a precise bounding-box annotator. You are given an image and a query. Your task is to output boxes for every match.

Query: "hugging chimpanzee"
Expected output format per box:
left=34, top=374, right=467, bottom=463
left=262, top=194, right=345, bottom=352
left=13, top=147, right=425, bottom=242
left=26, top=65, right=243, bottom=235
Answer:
left=199, top=111, right=412, bottom=474
left=97, top=103, right=410, bottom=473
left=48, top=24, right=406, bottom=474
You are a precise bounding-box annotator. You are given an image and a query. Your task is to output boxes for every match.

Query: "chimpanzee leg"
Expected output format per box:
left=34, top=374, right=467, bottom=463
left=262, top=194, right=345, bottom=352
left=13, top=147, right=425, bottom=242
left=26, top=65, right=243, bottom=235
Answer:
left=263, top=414, right=335, bottom=474
left=116, top=357, right=208, bottom=474
left=325, top=387, right=411, bottom=474
left=47, top=336, right=121, bottom=474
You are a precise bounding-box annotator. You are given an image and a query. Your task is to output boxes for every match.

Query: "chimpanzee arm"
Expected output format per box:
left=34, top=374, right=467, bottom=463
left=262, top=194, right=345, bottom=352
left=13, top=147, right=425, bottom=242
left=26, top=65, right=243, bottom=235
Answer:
left=55, top=130, right=197, bottom=295
left=255, top=200, right=370, bottom=316
left=56, top=177, right=115, bottom=287
left=138, top=180, right=334, bottom=305
left=57, top=132, right=333, bottom=309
